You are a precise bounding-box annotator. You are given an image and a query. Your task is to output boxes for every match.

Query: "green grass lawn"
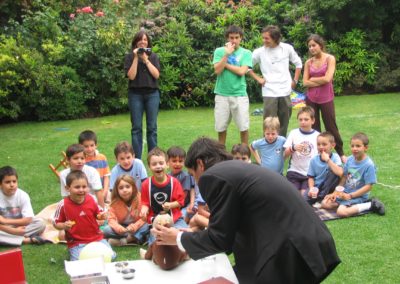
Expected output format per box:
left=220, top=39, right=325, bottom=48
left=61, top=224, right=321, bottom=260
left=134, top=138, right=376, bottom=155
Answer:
left=1, top=93, right=399, bottom=283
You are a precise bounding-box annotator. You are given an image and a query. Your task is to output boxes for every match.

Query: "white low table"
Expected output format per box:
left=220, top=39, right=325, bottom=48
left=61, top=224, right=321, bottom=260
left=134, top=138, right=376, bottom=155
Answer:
left=105, top=253, right=238, bottom=283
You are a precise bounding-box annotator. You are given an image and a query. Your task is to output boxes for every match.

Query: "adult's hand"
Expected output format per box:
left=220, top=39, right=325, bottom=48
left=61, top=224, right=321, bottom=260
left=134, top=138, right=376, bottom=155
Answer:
left=257, top=77, right=266, bottom=86
left=151, top=223, right=180, bottom=246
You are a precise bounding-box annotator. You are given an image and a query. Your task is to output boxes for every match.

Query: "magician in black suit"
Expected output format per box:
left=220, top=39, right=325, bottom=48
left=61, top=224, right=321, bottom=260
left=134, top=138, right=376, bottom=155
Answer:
left=152, top=137, right=340, bottom=283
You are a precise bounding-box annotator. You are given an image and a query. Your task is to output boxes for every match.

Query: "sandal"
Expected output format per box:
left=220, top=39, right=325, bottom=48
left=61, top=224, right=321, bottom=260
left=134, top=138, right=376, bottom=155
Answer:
left=29, top=235, right=48, bottom=245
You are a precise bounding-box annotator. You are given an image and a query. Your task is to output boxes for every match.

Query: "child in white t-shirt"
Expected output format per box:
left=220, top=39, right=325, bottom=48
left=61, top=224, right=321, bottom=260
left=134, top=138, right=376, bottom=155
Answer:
left=0, top=166, right=46, bottom=246
left=284, top=106, right=319, bottom=195
left=59, top=144, right=104, bottom=209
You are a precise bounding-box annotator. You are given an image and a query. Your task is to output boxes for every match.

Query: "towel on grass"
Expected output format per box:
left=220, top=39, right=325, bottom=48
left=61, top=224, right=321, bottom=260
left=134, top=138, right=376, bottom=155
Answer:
left=314, top=207, right=368, bottom=221
left=36, top=203, right=65, bottom=244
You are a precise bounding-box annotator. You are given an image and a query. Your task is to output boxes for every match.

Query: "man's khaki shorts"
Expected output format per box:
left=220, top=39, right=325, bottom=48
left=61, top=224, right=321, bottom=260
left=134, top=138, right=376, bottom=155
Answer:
left=214, top=95, right=249, bottom=132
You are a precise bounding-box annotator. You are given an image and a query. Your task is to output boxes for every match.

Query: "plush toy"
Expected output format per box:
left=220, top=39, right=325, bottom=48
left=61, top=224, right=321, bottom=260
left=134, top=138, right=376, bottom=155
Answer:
left=141, top=214, right=188, bottom=270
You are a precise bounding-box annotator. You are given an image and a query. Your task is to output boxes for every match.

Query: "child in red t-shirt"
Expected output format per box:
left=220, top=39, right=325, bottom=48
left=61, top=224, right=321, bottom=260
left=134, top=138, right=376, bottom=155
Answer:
left=140, top=147, right=187, bottom=244
left=53, top=170, right=116, bottom=261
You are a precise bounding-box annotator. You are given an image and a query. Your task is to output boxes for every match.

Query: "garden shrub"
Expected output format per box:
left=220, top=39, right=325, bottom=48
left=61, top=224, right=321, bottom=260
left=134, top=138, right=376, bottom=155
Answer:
left=1, top=0, right=399, bottom=121
left=327, top=29, right=380, bottom=94
left=0, top=34, right=86, bottom=121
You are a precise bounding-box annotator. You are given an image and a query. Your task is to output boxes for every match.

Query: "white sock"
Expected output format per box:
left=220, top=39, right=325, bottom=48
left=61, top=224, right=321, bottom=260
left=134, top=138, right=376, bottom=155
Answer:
left=356, top=202, right=371, bottom=213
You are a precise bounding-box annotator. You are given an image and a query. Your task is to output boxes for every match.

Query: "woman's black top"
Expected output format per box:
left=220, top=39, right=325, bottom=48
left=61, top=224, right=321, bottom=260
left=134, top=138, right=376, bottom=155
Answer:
left=124, top=52, right=160, bottom=94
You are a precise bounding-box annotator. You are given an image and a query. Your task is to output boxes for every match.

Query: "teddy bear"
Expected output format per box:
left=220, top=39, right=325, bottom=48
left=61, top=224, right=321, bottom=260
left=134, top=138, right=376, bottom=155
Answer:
left=140, top=213, right=188, bottom=270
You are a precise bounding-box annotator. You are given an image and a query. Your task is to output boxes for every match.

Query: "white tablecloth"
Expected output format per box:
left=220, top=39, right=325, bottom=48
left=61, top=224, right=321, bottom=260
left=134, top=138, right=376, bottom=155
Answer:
left=105, top=253, right=238, bottom=284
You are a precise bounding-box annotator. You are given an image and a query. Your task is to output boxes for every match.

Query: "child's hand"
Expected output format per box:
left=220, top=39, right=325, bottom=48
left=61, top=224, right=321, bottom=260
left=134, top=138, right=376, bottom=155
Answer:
left=293, top=144, right=304, bottom=152
left=342, top=193, right=352, bottom=200
left=162, top=202, right=171, bottom=212
left=324, top=194, right=336, bottom=203
left=320, top=151, right=330, bottom=162
left=64, top=220, right=75, bottom=231
left=187, top=203, right=195, bottom=214
left=140, top=207, right=149, bottom=220
left=0, top=215, right=6, bottom=224
left=97, top=212, right=107, bottom=220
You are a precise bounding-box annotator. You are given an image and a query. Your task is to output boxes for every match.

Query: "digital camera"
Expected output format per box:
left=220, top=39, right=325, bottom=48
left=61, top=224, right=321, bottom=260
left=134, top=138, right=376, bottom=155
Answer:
left=138, top=47, right=152, bottom=54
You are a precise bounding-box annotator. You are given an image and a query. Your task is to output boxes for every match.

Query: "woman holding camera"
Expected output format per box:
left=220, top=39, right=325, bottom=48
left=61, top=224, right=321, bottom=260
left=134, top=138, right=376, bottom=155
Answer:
left=124, top=30, right=161, bottom=159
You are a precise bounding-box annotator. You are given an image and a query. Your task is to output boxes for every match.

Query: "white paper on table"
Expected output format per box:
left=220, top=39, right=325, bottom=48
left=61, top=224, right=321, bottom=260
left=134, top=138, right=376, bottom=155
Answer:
left=65, top=257, right=105, bottom=278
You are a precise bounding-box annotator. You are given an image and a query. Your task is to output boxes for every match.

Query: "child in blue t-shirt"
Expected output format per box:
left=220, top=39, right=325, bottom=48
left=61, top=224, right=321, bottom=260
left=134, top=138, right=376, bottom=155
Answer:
left=189, top=184, right=209, bottom=232
left=304, top=132, right=343, bottom=205
left=321, top=132, right=385, bottom=216
left=250, top=117, right=286, bottom=174
left=167, top=146, right=195, bottom=223
left=109, top=141, right=147, bottom=192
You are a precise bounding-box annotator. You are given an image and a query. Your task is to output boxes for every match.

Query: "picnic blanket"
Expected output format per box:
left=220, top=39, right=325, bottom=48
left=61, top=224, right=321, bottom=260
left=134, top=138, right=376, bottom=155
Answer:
left=315, top=207, right=368, bottom=221
left=36, top=203, right=65, bottom=244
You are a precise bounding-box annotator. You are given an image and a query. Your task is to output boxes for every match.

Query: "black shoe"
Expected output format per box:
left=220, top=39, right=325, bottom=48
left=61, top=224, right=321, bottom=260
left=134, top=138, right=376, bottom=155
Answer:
left=370, top=198, right=385, bottom=215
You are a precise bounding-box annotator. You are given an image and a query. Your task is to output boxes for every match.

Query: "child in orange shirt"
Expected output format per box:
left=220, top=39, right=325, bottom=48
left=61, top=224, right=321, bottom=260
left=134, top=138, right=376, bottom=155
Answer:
left=104, top=175, right=149, bottom=246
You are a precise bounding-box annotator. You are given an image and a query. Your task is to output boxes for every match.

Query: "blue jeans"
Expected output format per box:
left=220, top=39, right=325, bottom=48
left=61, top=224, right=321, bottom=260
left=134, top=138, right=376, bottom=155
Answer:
left=102, top=223, right=150, bottom=243
left=128, top=89, right=160, bottom=159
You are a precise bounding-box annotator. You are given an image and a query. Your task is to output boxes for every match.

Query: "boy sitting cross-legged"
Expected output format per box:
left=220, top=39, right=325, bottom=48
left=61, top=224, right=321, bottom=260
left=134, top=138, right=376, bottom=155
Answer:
left=0, top=166, right=46, bottom=245
left=321, top=132, right=385, bottom=217
left=304, top=132, right=343, bottom=205
left=53, top=170, right=116, bottom=261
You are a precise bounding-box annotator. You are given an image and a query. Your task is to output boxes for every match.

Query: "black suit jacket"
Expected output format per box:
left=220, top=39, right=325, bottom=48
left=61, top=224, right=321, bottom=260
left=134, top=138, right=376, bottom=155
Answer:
left=181, top=161, right=340, bottom=284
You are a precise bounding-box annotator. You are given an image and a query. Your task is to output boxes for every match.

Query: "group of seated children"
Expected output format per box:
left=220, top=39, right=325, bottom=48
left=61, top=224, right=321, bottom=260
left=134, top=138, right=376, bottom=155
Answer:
left=53, top=130, right=203, bottom=260
left=249, top=106, right=385, bottom=218
left=1, top=108, right=385, bottom=260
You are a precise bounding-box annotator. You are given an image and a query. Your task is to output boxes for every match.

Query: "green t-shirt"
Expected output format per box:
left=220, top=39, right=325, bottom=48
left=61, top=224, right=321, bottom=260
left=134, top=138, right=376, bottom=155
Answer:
left=213, top=46, right=253, bottom=97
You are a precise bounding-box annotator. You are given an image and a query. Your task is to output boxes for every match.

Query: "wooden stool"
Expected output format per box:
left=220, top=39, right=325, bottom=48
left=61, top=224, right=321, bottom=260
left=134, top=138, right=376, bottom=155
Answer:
left=49, top=151, right=68, bottom=179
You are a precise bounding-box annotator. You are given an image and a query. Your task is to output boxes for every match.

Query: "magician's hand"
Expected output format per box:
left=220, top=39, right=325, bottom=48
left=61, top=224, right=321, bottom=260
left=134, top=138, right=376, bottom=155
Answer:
left=151, top=223, right=180, bottom=246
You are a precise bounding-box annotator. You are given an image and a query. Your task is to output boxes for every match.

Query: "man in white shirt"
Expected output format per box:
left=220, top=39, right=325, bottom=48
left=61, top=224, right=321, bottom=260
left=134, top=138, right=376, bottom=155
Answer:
left=249, top=25, right=302, bottom=137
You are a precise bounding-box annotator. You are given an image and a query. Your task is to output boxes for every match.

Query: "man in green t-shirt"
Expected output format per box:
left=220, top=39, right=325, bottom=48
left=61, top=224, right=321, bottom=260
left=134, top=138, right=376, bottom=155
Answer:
left=213, top=25, right=253, bottom=146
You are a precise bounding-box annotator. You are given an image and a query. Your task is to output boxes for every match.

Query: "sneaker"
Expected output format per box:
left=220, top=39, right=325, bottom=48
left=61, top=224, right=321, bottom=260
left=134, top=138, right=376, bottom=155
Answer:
left=108, top=238, right=127, bottom=247
left=370, top=198, right=385, bottom=215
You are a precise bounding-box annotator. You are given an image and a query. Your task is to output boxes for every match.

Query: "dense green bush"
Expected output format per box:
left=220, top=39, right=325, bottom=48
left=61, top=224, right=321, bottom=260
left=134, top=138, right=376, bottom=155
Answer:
left=327, top=29, right=380, bottom=94
left=0, top=34, right=86, bottom=121
left=0, top=0, right=143, bottom=121
left=0, top=0, right=398, bottom=121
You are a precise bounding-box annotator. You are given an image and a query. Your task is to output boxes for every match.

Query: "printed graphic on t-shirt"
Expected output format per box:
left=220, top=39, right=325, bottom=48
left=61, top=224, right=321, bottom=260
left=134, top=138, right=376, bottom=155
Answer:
left=0, top=207, right=22, bottom=219
left=227, top=54, right=241, bottom=66
left=346, top=171, right=360, bottom=189
left=298, top=141, right=313, bottom=156
left=153, top=192, right=168, bottom=205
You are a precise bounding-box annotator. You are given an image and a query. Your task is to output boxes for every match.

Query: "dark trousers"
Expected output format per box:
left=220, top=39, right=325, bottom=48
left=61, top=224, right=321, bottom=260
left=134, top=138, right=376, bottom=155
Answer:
left=306, top=99, right=344, bottom=156
left=263, top=96, right=292, bottom=137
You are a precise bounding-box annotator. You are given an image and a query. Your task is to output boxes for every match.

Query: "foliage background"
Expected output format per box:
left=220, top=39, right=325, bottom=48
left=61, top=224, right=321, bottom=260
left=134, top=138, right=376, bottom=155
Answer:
left=1, top=0, right=399, bottom=121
